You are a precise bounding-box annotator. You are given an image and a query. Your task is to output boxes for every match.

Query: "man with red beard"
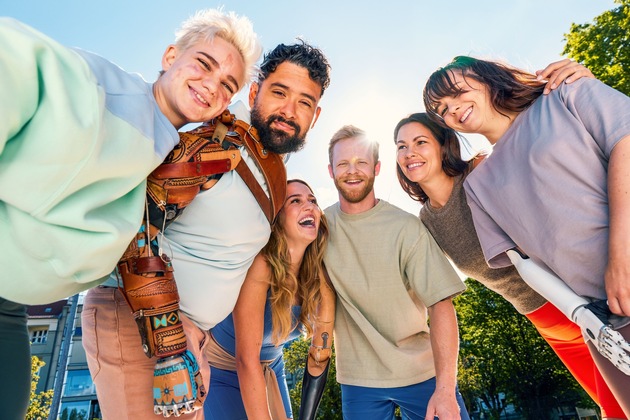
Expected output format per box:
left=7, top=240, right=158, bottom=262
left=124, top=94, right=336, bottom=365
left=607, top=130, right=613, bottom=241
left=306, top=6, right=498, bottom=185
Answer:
left=324, top=125, right=469, bottom=420
left=82, top=42, right=331, bottom=419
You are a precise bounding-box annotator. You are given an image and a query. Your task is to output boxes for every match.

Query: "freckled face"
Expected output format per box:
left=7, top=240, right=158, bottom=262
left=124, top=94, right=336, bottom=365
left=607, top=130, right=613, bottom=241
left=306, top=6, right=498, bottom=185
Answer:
left=157, top=37, right=245, bottom=129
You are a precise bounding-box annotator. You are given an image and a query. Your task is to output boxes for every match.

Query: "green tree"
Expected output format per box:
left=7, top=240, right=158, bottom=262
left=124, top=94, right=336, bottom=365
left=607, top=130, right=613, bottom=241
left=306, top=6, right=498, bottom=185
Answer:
left=283, top=337, right=342, bottom=419
left=26, top=355, right=54, bottom=420
left=563, top=0, right=630, bottom=95
left=455, top=279, right=593, bottom=419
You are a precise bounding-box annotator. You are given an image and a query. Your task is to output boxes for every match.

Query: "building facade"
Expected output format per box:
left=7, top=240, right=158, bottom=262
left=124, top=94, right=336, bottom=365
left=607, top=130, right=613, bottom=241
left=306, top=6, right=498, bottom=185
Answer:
left=27, top=294, right=102, bottom=420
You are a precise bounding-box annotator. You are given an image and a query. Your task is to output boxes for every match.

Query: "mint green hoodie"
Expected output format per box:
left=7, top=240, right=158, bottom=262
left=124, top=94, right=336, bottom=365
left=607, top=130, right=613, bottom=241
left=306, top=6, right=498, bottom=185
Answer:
left=0, top=19, right=178, bottom=304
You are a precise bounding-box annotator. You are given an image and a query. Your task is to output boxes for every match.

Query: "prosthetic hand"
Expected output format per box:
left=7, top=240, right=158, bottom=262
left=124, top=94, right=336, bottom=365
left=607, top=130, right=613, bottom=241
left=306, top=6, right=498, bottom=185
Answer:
left=507, top=249, right=630, bottom=375
left=118, top=224, right=205, bottom=416
left=153, top=350, right=205, bottom=417
left=299, top=332, right=332, bottom=420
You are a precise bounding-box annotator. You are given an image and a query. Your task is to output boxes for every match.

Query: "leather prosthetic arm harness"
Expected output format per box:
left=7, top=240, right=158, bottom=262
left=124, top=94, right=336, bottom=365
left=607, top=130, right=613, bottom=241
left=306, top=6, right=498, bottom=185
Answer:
left=117, top=111, right=287, bottom=416
left=118, top=112, right=243, bottom=361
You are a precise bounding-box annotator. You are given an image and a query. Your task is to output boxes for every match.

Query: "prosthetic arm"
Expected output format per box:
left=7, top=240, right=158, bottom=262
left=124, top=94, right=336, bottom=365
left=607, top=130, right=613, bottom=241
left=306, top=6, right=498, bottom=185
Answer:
left=117, top=113, right=243, bottom=417
left=299, top=271, right=335, bottom=420
left=118, top=216, right=205, bottom=418
left=506, top=249, right=630, bottom=375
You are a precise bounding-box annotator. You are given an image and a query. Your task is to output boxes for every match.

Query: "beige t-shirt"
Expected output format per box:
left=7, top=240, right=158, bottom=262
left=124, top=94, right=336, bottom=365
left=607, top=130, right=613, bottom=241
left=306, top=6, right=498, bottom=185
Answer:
left=324, top=200, right=465, bottom=387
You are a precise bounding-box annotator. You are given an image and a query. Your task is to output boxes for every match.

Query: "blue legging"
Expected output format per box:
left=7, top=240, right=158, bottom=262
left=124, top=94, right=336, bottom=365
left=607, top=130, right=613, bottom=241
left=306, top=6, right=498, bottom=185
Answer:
left=0, top=297, right=31, bottom=420
left=204, top=356, right=292, bottom=419
left=341, top=377, right=470, bottom=420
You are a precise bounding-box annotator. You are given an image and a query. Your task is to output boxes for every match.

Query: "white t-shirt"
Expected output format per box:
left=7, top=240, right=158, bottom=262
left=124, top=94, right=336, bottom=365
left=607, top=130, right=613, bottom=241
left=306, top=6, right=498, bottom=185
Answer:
left=165, top=147, right=271, bottom=330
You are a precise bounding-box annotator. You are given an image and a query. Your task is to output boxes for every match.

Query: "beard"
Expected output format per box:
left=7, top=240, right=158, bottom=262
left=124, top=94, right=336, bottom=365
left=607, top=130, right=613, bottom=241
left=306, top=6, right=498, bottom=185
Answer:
left=333, top=175, right=375, bottom=204
left=250, top=108, right=306, bottom=154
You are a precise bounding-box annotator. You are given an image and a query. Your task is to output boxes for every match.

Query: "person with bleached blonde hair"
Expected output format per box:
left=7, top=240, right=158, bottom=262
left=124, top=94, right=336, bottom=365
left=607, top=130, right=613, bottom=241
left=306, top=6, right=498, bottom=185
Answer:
left=0, top=8, right=261, bottom=420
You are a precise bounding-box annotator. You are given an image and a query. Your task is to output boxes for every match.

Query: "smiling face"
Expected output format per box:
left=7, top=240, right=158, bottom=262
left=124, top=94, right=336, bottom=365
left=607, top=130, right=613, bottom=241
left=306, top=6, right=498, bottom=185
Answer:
left=396, top=122, right=444, bottom=186
left=249, top=62, right=322, bottom=154
left=279, top=181, right=322, bottom=247
left=328, top=136, right=381, bottom=209
left=431, top=70, right=517, bottom=143
left=155, top=36, right=245, bottom=129
left=432, top=70, right=495, bottom=134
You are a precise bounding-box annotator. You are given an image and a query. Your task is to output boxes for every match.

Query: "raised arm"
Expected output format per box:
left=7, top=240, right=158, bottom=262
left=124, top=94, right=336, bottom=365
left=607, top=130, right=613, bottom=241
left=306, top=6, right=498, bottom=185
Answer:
left=425, top=297, right=462, bottom=420
left=606, top=135, right=630, bottom=316
left=234, top=253, right=273, bottom=420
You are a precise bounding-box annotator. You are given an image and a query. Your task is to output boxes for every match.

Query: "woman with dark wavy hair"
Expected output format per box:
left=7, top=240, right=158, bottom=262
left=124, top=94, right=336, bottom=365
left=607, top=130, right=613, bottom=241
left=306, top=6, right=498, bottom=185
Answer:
left=422, top=55, right=630, bottom=416
left=394, top=112, right=624, bottom=419
left=204, top=179, right=334, bottom=420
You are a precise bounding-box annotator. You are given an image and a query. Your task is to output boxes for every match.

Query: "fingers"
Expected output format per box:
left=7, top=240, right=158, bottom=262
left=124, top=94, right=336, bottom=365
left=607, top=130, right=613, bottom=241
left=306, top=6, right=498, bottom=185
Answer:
left=425, top=391, right=461, bottom=420
left=535, top=58, right=572, bottom=80
left=607, top=298, right=621, bottom=316
left=536, top=59, right=595, bottom=95
left=607, top=296, right=630, bottom=317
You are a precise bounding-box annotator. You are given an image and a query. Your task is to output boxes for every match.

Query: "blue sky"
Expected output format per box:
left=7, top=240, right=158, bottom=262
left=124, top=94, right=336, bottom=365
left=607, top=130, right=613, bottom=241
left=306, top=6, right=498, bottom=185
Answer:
left=4, top=0, right=617, bottom=213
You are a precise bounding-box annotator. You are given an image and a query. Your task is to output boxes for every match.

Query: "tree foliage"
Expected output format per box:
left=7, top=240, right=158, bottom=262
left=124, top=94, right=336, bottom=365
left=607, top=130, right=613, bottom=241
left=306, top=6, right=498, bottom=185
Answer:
left=283, top=337, right=342, bottom=419
left=563, top=0, right=630, bottom=95
left=454, top=279, right=593, bottom=419
left=26, top=355, right=54, bottom=420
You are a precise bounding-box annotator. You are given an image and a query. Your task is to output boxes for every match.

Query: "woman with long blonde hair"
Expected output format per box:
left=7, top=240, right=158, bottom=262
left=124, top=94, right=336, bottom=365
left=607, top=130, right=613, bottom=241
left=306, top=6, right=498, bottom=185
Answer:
left=204, top=179, right=334, bottom=420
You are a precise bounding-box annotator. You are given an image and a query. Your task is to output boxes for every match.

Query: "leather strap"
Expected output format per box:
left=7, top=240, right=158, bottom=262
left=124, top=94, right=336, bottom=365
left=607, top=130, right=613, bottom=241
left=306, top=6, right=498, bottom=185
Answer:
left=152, top=157, right=233, bottom=179
left=232, top=119, right=286, bottom=224
left=148, top=112, right=286, bottom=225
left=235, top=159, right=272, bottom=222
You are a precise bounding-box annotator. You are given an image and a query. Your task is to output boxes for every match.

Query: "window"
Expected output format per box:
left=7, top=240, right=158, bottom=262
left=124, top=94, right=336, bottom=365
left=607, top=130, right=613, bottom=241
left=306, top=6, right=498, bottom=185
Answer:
left=30, top=328, right=48, bottom=344
left=58, top=401, right=90, bottom=420
left=63, top=369, right=96, bottom=397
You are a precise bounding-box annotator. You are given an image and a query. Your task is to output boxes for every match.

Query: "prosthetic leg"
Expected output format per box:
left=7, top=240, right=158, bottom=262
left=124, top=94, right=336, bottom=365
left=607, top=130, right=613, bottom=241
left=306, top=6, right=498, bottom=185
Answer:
left=507, top=249, right=630, bottom=375
left=299, top=332, right=331, bottom=420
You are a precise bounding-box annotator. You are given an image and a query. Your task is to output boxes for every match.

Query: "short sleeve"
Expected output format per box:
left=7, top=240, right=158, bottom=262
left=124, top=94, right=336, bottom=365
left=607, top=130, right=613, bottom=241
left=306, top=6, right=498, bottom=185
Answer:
left=561, top=78, right=630, bottom=157
left=405, top=224, right=466, bottom=307
left=464, top=181, right=515, bottom=268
